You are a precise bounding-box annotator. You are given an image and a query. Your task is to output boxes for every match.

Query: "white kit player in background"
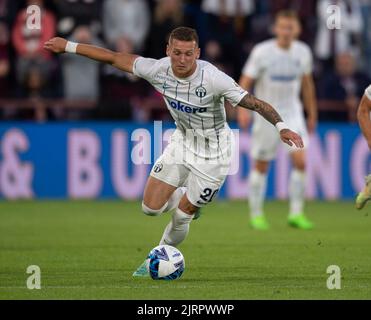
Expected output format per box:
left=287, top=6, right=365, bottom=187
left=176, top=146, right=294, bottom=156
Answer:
left=44, top=27, right=303, bottom=277
left=355, top=84, right=371, bottom=210
left=237, top=10, right=318, bottom=230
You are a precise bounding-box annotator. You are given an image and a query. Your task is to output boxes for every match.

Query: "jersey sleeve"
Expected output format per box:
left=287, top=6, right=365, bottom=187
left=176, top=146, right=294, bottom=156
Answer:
left=365, top=85, right=371, bottom=101
left=302, top=45, right=313, bottom=75
left=213, top=69, right=248, bottom=107
left=132, top=56, right=159, bottom=82
left=241, top=46, right=262, bottom=79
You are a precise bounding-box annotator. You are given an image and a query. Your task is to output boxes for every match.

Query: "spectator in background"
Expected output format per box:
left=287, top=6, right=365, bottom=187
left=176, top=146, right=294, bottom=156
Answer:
left=12, top=0, right=56, bottom=96
left=246, top=0, right=271, bottom=45
left=99, top=35, right=144, bottom=121
left=103, top=0, right=150, bottom=53
left=62, top=26, right=101, bottom=101
left=0, top=21, right=10, bottom=98
left=0, top=20, right=17, bottom=119
left=318, top=52, right=371, bottom=122
left=55, top=25, right=102, bottom=120
left=360, top=0, right=371, bottom=78
left=0, top=0, right=21, bottom=27
left=53, top=0, right=102, bottom=39
left=315, top=0, right=363, bottom=73
left=147, top=0, right=184, bottom=59
left=183, top=0, right=207, bottom=45
left=201, top=0, right=255, bottom=78
left=139, top=0, right=186, bottom=121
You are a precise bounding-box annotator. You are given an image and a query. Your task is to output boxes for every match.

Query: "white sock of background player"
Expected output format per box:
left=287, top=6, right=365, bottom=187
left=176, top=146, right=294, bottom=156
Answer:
left=248, top=170, right=267, bottom=218
left=159, top=207, right=193, bottom=246
left=289, top=169, right=306, bottom=216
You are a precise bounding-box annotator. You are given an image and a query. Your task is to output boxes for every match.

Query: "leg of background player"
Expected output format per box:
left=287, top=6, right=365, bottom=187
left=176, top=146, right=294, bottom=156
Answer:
left=248, top=160, right=269, bottom=230
left=159, top=194, right=197, bottom=246
left=288, top=150, right=313, bottom=230
left=289, top=151, right=306, bottom=216
left=355, top=174, right=371, bottom=209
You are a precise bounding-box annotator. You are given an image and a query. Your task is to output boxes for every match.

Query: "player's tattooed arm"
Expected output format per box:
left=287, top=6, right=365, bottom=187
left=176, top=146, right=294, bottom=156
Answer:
left=238, top=93, right=283, bottom=125
left=238, top=93, right=304, bottom=149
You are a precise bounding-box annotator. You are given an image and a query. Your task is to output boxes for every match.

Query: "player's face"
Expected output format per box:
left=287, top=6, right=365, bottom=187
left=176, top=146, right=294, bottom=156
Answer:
left=167, top=39, right=200, bottom=78
left=274, top=17, right=301, bottom=47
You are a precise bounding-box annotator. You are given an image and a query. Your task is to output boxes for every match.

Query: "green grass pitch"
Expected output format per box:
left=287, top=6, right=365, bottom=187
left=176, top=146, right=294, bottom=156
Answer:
left=1, top=200, right=371, bottom=300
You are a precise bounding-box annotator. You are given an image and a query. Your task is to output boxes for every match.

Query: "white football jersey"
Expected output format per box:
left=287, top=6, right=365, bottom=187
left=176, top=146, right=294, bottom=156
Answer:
left=365, top=84, right=371, bottom=101
left=133, top=57, right=247, bottom=133
left=133, top=57, right=247, bottom=160
left=242, top=39, right=313, bottom=119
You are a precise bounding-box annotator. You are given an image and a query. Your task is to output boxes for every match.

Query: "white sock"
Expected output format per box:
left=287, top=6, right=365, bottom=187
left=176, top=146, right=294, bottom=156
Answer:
left=164, top=187, right=186, bottom=212
left=248, top=170, right=267, bottom=218
left=159, top=207, right=193, bottom=247
left=289, top=169, right=306, bottom=217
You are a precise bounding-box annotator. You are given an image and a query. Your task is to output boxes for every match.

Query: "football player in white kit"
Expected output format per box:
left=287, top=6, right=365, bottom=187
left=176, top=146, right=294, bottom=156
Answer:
left=355, top=85, right=371, bottom=209
left=237, top=10, right=318, bottom=230
left=44, top=27, right=303, bottom=276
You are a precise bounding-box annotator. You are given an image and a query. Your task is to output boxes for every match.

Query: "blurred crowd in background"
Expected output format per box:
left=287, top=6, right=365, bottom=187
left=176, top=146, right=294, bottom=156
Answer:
left=0, top=0, right=370, bottom=123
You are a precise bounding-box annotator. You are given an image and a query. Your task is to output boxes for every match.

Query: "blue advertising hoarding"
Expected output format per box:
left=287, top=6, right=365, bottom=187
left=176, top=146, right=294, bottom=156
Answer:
left=0, top=122, right=369, bottom=200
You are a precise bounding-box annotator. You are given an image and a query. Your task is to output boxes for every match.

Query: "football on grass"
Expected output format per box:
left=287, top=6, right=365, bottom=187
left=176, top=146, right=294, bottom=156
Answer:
left=146, top=245, right=185, bottom=280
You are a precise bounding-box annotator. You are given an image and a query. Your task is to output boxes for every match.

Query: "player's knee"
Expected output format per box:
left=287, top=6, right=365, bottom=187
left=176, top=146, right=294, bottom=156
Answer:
left=255, top=161, right=269, bottom=174
left=293, top=161, right=306, bottom=172
left=291, top=151, right=306, bottom=171
left=141, top=201, right=168, bottom=216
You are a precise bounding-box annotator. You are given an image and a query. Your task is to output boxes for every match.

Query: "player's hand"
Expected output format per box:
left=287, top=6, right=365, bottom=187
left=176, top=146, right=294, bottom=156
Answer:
left=44, top=37, right=67, bottom=54
left=237, top=108, right=251, bottom=129
left=306, top=115, right=317, bottom=133
left=280, top=129, right=304, bottom=148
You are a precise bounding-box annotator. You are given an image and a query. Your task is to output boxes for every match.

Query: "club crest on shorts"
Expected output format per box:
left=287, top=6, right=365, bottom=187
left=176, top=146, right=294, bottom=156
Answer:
left=195, top=86, right=207, bottom=98
left=153, top=163, right=163, bottom=173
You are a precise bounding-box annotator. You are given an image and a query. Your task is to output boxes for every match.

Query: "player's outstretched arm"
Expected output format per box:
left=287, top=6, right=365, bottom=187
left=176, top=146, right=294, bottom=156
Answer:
left=238, top=93, right=304, bottom=148
left=44, top=37, right=138, bottom=73
left=357, top=94, right=371, bottom=150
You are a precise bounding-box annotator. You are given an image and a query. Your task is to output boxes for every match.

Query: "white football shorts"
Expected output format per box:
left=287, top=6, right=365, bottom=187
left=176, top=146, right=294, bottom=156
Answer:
left=251, top=112, right=309, bottom=161
left=150, top=128, right=235, bottom=207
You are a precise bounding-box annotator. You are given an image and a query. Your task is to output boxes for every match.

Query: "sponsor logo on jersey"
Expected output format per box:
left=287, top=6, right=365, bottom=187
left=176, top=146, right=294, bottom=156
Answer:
left=166, top=98, right=207, bottom=114
left=270, top=74, right=297, bottom=82
left=195, top=85, right=207, bottom=98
